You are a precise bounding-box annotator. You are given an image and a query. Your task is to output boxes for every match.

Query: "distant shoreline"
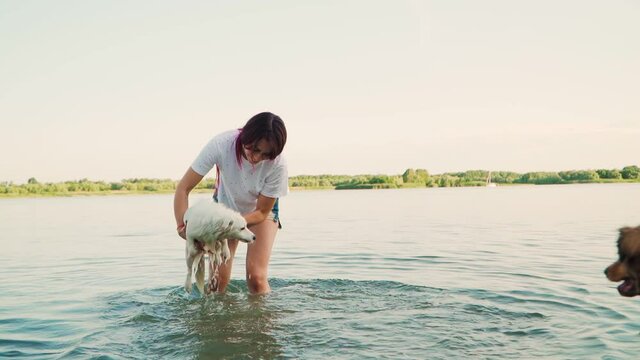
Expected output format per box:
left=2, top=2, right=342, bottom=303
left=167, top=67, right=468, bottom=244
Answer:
left=1, top=181, right=639, bottom=199
left=2, top=166, right=638, bottom=198
left=0, top=188, right=213, bottom=199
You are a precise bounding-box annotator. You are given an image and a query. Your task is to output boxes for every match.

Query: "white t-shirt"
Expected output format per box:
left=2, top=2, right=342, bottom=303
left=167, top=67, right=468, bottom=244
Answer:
left=190, top=129, right=289, bottom=214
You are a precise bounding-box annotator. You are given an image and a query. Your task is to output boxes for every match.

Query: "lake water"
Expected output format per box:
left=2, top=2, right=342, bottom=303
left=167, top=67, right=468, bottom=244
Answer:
left=1, top=184, right=639, bottom=359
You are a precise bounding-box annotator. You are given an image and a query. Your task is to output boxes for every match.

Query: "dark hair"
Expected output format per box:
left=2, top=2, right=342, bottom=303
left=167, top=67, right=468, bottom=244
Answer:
left=235, top=112, right=287, bottom=166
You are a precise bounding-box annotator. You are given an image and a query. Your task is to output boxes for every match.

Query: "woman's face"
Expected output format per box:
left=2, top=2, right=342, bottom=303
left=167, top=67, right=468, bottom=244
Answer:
left=243, top=139, right=274, bottom=165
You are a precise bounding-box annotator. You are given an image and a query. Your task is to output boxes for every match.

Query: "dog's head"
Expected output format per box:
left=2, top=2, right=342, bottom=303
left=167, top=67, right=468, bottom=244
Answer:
left=219, top=213, right=256, bottom=243
left=604, top=226, right=640, bottom=297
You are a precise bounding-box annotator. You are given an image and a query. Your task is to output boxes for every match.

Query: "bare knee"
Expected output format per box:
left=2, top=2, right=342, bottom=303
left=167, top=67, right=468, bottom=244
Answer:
left=246, top=271, right=270, bottom=294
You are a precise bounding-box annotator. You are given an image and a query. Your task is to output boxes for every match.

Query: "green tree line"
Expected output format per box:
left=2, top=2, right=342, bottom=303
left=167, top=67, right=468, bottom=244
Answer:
left=1, top=165, right=639, bottom=197
left=291, top=165, right=640, bottom=189
left=0, top=177, right=216, bottom=197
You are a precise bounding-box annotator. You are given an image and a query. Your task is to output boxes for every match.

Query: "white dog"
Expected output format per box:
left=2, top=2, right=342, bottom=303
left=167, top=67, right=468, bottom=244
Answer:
left=183, top=199, right=255, bottom=295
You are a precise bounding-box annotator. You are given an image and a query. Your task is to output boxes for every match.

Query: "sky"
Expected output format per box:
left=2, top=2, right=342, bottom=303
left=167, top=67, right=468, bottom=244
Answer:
left=1, top=0, right=638, bottom=184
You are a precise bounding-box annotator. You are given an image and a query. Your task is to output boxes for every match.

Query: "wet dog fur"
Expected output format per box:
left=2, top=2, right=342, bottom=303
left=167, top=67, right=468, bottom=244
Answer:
left=183, top=199, right=255, bottom=295
left=604, top=226, right=640, bottom=297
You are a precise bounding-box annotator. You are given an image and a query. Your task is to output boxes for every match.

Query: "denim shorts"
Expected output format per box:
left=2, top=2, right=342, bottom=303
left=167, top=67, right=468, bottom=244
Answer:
left=213, top=194, right=281, bottom=229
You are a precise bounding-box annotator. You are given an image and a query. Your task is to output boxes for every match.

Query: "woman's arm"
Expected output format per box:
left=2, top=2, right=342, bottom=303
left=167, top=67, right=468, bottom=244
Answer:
left=174, top=167, right=204, bottom=239
left=244, top=194, right=276, bottom=227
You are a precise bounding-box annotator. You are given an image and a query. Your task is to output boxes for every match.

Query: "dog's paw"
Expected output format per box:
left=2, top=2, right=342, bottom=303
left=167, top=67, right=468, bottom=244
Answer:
left=207, top=277, right=219, bottom=295
left=222, top=246, right=230, bottom=263
left=213, top=252, right=223, bottom=267
left=195, top=275, right=206, bottom=295
left=184, top=271, right=194, bottom=293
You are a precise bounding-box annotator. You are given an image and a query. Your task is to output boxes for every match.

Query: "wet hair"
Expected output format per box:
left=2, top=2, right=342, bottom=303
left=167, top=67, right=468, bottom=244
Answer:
left=234, top=112, right=287, bottom=166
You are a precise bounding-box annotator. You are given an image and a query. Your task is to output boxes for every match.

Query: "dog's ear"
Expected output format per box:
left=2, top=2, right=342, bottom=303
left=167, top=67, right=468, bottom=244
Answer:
left=215, top=219, right=234, bottom=238
left=209, top=218, right=228, bottom=239
left=620, top=227, right=633, bottom=235
left=620, top=226, right=640, bottom=257
left=234, top=214, right=247, bottom=228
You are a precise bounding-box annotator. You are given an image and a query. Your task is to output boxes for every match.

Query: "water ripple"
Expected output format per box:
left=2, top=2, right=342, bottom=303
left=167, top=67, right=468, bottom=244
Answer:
left=2, top=276, right=639, bottom=359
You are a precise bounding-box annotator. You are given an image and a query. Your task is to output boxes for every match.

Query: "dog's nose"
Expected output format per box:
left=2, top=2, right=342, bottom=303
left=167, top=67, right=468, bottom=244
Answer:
left=252, top=236, right=256, bottom=241
left=604, top=268, right=608, bottom=276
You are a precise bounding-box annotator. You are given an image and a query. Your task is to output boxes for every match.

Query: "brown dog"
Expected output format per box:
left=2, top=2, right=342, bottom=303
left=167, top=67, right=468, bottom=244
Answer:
left=604, top=226, right=640, bottom=297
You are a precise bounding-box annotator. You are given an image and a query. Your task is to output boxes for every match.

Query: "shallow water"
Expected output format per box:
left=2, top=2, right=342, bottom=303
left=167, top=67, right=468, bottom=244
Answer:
left=1, top=184, right=639, bottom=359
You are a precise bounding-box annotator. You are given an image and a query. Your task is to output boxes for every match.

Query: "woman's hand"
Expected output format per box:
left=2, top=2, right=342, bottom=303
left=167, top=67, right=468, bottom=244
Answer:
left=177, top=223, right=186, bottom=240
left=178, top=224, right=204, bottom=250
left=174, top=167, right=203, bottom=241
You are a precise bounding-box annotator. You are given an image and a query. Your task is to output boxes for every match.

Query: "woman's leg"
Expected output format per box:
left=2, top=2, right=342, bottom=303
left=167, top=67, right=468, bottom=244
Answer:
left=216, top=239, right=239, bottom=292
left=245, top=219, right=279, bottom=294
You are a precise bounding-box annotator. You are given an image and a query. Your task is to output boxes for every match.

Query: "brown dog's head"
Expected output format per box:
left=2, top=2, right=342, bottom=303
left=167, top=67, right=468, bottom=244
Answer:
left=604, top=226, right=640, bottom=297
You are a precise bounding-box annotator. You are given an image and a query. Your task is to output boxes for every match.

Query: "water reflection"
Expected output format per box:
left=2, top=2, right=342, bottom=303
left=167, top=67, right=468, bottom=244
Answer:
left=95, top=283, right=283, bottom=359
left=190, top=291, right=283, bottom=359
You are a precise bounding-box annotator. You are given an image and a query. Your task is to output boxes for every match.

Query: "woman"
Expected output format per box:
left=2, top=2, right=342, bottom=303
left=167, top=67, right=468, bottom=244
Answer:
left=174, top=112, right=288, bottom=294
